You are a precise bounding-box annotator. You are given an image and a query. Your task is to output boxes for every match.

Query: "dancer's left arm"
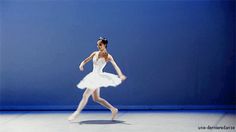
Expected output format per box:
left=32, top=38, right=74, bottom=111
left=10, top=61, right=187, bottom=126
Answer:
left=109, top=55, right=127, bottom=81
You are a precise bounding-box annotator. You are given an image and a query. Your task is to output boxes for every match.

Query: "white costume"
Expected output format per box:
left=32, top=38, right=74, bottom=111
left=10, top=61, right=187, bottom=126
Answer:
left=77, top=52, right=122, bottom=90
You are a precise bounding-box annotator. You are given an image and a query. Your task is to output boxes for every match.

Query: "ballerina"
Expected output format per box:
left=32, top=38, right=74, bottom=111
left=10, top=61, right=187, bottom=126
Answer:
left=68, top=37, right=127, bottom=122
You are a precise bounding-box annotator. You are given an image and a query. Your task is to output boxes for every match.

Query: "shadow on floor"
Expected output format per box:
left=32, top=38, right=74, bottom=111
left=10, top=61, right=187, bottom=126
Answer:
left=78, top=120, right=131, bottom=125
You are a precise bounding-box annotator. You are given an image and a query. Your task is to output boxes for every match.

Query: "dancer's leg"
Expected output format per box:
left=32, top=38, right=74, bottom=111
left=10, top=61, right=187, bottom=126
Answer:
left=68, top=88, right=95, bottom=121
left=92, top=88, right=113, bottom=110
left=76, top=88, right=95, bottom=113
left=92, top=88, right=118, bottom=120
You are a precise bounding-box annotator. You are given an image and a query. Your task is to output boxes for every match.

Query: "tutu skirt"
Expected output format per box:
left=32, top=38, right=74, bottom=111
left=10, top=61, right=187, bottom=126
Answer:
left=77, top=71, right=122, bottom=90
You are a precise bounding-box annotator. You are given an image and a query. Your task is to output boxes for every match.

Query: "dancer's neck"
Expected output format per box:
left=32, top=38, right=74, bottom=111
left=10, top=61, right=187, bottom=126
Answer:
left=99, top=49, right=107, bottom=54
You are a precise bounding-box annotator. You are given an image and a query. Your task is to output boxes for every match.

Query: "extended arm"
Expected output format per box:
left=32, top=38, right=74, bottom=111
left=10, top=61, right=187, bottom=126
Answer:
left=109, top=55, right=126, bottom=80
left=79, top=51, right=96, bottom=71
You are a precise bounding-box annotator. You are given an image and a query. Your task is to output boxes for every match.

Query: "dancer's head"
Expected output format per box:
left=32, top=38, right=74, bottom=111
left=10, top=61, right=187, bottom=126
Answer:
left=97, top=37, right=108, bottom=51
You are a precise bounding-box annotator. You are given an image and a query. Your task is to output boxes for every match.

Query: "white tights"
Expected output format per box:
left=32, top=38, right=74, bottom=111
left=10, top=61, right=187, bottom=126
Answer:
left=76, top=88, right=115, bottom=113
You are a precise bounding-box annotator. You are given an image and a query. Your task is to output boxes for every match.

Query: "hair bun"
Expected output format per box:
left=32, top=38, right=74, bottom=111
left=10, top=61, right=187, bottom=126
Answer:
left=98, top=37, right=108, bottom=44
left=99, top=37, right=106, bottom=40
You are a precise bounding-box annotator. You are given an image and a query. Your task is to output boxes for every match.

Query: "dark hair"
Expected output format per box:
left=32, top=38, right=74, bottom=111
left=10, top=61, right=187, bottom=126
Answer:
left=98, top=37, right=108, bottom=48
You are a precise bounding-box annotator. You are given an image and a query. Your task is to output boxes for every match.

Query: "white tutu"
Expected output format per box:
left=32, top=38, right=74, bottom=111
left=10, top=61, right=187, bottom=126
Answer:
left=76, top=52, right=122, bottom=90
left=77, top=71, right=122, bottom=89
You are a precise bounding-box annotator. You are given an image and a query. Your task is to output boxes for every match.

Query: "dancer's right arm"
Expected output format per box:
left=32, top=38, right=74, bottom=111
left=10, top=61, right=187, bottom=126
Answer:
left=79, top=51, right=96, bottom=71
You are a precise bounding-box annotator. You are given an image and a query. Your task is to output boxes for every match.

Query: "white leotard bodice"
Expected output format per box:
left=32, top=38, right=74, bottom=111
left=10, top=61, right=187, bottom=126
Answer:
left=92, top=52, right=107, bottom=73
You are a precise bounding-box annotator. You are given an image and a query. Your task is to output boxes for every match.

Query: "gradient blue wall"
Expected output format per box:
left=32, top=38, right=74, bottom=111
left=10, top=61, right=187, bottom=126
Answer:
left=0, top=0, right=235, bottom=110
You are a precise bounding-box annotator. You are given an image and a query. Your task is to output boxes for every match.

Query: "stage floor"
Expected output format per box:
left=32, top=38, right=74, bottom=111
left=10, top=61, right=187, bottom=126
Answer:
left=0, top=110, right=235, bottom=132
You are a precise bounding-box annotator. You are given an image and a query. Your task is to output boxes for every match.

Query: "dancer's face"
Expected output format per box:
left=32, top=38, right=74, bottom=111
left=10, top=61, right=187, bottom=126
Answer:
left=97, top=40, right=106, bottom=51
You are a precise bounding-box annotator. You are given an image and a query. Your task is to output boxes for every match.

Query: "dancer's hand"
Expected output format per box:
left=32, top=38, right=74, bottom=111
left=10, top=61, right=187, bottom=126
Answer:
left=119, top=74, right=127, bottom=81
left=79, top=65, right=84, bottom=71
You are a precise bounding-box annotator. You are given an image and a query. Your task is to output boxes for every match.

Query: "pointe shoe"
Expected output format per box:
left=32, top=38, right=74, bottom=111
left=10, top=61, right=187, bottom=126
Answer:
left=68, top=111, right=80, bottom=122
left=111, top=108, right=118, bottom=120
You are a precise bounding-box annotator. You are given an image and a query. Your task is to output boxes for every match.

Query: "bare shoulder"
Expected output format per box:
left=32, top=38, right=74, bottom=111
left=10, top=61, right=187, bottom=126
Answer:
left=108, top=53, right=114, bottom=61
left=94, top=51, right=99, bottom=54
left=91, top=51, right=98, bottom=56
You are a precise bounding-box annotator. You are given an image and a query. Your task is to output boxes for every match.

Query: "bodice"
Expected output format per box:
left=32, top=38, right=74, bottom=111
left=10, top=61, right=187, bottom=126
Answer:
left=92, top=54, right=107, bottom=73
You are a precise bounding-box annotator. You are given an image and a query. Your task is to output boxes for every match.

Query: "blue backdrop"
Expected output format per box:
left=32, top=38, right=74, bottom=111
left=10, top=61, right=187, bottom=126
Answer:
left=0, top=0, right=235, bottom=110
